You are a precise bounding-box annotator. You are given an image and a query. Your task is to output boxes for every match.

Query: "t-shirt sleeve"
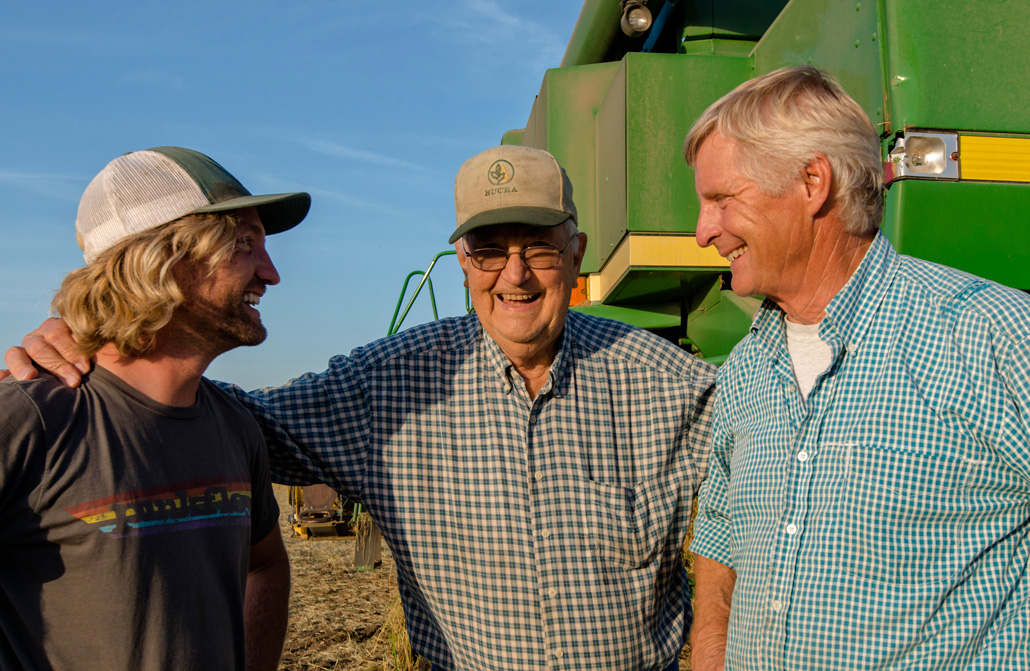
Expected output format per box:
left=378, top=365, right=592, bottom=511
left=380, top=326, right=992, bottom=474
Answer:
left=247, top=433, right=279, bottom=544
left=214, top=352, right=373, bottom=502
left=0, top=384, right=47, bottom=537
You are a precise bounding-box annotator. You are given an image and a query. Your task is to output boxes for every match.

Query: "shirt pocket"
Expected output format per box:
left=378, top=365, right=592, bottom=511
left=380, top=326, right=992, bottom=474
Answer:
left=835, top=443, right=981, bottom=585
left=588, top=478, right=665, bottom=570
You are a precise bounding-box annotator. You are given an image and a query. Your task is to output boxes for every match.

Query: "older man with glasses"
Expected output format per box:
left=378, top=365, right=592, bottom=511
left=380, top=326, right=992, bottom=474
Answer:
left=5, top=145, right=716, bottom=671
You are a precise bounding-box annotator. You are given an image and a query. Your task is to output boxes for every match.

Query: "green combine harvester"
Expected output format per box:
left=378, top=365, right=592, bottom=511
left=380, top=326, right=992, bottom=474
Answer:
left=478, top=0, right=1030, bottom=362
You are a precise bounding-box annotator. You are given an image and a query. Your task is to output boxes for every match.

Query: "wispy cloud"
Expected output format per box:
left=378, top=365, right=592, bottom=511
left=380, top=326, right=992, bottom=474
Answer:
left=301, top=138, right=427, bottom=172
left=304, top=184, right=418, bottom=218
left=420, top=0, right=567, bottom=67
left=0, top=170, right=83, bottom=202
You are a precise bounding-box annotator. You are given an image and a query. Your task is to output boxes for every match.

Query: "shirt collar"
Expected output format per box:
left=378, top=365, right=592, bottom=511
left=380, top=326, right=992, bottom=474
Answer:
left=821, top=232, right=898, bottom=353
left=750, top=232, right=899, bottom=355
left=477, top=315, right=573, bottom=398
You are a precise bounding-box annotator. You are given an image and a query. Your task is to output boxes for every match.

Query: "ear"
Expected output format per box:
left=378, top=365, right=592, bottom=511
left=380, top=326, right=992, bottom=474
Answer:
left=801, top=154, right=832, bottom=217
left=455, top=241, right=470, bottom=284
left=570, top=232, right=588, bottom=274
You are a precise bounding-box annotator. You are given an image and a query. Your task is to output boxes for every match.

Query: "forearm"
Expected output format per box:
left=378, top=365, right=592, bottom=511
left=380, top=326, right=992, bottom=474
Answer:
left=245, top=534, right=291, bottom=671
left=691, top=553, right=736, bottom=671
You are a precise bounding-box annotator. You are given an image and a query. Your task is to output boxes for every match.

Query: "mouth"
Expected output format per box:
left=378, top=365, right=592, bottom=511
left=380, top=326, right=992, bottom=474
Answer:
left=243, top=292, right=262, bottom=308
left=726, top=245, right=749, bottom=263
left=497, top=292, right=541, bottom=306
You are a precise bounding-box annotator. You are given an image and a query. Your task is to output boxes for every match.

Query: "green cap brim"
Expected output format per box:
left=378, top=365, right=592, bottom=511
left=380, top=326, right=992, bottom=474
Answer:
left=193, top=192, right=311, bottom=235
left=448, top=206, right=573, bottom=244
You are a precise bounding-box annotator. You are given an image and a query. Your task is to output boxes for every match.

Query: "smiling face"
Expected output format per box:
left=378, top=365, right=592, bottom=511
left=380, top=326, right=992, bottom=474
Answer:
left=694, top=132, right=817, bottom=305
left=172, top=207, right=280, bottom=354
left=457, top=222, right=586, bottom=367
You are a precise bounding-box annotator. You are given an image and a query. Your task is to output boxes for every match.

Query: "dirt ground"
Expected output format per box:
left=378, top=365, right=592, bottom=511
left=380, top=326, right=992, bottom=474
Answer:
left=274, top=485, right=691, bottom=670
left=275, top=485, right=409, bottom=670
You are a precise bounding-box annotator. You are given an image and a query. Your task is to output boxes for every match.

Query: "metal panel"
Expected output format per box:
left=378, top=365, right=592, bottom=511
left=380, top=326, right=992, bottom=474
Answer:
left=522, top=62, right=620, bottom=274
left=571, top=302, right=682, bottom=330
left=882, top=180, right=1030, bottom=290
left=595, top=52, right=754, bottom=265
left=753, top=0, right=885, bottom=129
left=681, top=0, right=789, bottom=40
left=881, top=0, right=1030, bottom=133
left=595, top=233, right=728, bottom=304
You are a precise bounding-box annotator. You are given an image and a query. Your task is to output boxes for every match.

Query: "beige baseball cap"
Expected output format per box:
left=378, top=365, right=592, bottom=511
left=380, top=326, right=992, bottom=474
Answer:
left=449, top=145, right=577, bottom=243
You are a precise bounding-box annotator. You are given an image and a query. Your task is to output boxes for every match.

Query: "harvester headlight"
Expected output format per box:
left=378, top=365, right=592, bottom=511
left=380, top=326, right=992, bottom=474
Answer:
left=620, top=0, right=652, bottom=38
left=887, top=132, right=959, bottom=182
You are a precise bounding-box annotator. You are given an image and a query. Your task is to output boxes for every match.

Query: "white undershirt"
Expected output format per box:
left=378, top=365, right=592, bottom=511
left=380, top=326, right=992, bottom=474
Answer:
left=785, top=319, right=833, bottom=401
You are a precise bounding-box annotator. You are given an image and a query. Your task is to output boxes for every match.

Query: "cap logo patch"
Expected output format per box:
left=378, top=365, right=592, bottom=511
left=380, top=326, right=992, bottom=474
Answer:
left=487, top=160, right=514, bottom=186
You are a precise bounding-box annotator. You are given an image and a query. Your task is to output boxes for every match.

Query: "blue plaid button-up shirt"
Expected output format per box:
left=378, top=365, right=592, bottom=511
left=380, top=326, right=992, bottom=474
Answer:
left=223, top=310, right=715, bottom=671
left=692, top=233, right=1030, bottom=670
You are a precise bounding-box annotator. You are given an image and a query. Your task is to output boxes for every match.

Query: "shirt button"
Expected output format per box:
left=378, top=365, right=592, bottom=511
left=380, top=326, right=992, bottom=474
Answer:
left=529, top=415, right=537, bottom=425
left=771, top=599, right=783, bottom=612
left=534, top=472, right=544, bottom=482
left=541, top=529, right=551, bottom=539
left=786, top=523, right=797, bottom=535
left=797, top=450, right=809, bottom=462
left=548, top=587, right=558, bottom=598
left=554, top=649, right=564, bottom=659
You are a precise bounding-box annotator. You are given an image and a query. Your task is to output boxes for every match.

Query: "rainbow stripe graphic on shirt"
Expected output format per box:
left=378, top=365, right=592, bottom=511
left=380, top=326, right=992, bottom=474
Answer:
left=64, top=476, right=253, bottom=538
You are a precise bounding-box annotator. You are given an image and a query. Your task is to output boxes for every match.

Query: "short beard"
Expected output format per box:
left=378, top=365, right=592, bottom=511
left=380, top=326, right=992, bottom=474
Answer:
left=171, top=269, right=268, bottom=356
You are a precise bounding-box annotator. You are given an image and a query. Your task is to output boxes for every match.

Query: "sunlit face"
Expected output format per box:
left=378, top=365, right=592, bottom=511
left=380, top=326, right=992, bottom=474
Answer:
left=456, top=222, right=586, bottom=363
left=693, top=132, right=815, bottom=304
left=173, top=207, right=280, bottom=352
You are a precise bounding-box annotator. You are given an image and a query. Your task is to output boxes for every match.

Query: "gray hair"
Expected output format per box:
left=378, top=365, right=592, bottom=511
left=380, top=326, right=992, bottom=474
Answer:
left=683, top=66, right=883, bottom=236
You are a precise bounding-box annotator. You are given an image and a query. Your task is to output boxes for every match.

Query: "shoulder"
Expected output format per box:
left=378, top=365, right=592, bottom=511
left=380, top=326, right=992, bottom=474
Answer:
left=0, top=373, right=102, bottom=445
left=200, top=378, right=265, bottom=431
left=1, top=372, right=84, bottom=415
left=566, top=311, right=716, bottom=382
left=896, top=255, right=1030, bottom=337
left=344, top=314, right=479, bottom=369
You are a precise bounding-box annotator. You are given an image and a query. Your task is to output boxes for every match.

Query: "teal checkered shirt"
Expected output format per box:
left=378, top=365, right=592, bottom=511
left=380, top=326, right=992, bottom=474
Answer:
left=222, top=311, right=716, bottom=671
left=692, top=233, right=1030, bottom=670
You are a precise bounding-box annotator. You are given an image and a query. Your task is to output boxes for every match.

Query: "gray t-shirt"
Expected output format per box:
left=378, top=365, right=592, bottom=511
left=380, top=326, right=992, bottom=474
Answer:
left=0, top=365, right=278, bottom=670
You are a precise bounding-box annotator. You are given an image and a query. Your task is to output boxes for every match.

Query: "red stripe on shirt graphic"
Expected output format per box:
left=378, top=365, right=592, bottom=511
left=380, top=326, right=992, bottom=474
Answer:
left=65, top=478, right=253, bottom=538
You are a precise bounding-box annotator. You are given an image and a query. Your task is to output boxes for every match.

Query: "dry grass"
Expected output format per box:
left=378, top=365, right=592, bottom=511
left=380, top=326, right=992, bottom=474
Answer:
left=275, top=485, right=414, bottom=670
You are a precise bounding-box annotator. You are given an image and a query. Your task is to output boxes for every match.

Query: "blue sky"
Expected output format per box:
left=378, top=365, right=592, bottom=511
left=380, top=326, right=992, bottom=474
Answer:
left=0, top=1, right=584, bottom=389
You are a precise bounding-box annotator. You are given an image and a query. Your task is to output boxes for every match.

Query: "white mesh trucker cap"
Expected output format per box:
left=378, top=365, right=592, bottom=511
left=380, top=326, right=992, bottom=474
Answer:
left=76, top=146, right=310, bottom=263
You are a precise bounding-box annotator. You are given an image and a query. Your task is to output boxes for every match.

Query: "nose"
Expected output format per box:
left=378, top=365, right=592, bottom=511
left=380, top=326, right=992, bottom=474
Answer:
left=256, top=248, right=280, bottom=286
left=498, top=249, right=533, bottom=284
left=695, top=202, right=720, bottom=248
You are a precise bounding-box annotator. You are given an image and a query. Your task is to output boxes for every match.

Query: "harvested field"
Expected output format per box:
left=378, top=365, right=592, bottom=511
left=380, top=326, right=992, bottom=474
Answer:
left=274, top=485, right=691, bottom=670
left=274, top=485, right=410, bottom=670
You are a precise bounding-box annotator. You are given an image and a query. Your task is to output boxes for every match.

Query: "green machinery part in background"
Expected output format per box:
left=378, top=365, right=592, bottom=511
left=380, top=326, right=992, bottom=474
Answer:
left=501, top=0, right=1030, bottom=361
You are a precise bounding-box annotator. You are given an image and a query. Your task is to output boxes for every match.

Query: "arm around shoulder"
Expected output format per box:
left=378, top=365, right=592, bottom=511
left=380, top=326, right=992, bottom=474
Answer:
left=4, top=318, right=90, bottom=387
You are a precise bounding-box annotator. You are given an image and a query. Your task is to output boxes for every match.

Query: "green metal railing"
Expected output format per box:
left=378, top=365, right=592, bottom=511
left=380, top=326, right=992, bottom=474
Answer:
left=387, top=250, right=471, bottom=336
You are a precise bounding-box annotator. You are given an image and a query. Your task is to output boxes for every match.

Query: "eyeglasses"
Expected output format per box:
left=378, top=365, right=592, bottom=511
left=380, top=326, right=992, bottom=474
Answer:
left=462, top=233, right=578, bottom=272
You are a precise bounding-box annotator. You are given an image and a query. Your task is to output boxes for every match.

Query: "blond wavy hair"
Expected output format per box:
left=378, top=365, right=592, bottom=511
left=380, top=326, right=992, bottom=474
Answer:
left=52, top=213, right=240, bottom=358
left=683, top=66, right=884, bottom=236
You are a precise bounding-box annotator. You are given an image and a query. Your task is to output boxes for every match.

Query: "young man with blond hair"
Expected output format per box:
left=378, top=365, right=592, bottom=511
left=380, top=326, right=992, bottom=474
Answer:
left=0, top=146, right=308, bottom=670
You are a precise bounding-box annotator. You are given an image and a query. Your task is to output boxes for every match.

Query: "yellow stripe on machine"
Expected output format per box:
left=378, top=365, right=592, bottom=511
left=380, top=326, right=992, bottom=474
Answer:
left=961, top=135, right=1030, bottom=183
left=588, top=233, right=728, bottom=303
